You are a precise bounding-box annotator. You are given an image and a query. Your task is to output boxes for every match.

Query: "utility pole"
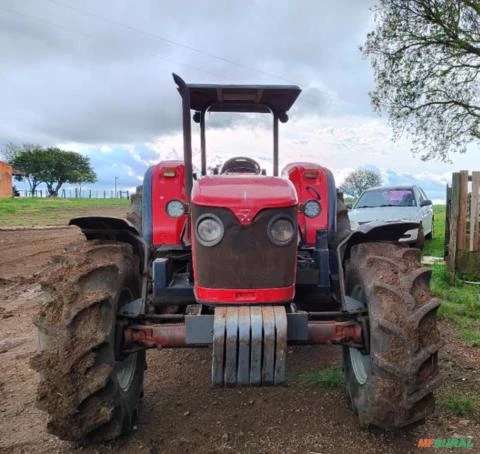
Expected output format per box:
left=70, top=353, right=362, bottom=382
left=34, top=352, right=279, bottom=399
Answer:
left=114, top=176, right=119, bottom=198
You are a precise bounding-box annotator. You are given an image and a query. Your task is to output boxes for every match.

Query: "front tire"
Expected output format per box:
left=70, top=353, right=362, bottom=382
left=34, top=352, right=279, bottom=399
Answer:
left=31, top=240, right=145, bottom=443
left=343, top=242, right=442, bottom=429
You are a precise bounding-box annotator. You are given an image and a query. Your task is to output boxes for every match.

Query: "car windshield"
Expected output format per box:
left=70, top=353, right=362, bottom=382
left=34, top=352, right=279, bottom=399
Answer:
left=355, top=189, right=416, bottom=208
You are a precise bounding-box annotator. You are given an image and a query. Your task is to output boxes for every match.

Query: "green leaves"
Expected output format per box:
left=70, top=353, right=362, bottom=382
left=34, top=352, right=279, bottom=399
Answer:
left=8, top=145, right=96, bottom=196
left=339, top=168, right=383, bottom=198
left=363, top=0, right=480, bottom=161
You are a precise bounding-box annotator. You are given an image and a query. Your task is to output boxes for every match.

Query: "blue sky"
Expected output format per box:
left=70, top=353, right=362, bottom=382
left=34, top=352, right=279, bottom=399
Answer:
left=1, top=0, right=478, bottom=203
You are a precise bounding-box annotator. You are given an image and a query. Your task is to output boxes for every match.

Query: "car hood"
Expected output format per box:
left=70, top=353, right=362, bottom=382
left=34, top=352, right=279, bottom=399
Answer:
left=349, top=206, right=420, bottom=223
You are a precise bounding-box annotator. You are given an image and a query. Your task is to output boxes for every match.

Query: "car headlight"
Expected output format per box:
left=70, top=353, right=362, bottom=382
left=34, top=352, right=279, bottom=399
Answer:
left=166, top=200, right=185, bottom=218
left=195, top=214, right=224, bottom=247
left=303, top=200, right=321, bottom=218
left=268, top=216, right=295, bottom=246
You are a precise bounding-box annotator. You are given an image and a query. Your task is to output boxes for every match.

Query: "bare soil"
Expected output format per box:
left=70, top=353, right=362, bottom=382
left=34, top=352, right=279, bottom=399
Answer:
left=0, top=226, right=479, bottom=454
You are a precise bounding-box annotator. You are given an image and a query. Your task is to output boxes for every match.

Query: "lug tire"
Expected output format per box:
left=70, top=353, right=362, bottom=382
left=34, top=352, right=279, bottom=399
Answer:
left=31, top=240, right=145, bottom=443
left=127, top=185, right=143, bottom=234
left=343, top=242, right=442, bottom=429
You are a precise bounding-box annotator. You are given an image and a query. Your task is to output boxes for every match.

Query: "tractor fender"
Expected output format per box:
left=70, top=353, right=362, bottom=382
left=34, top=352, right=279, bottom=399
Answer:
left=335, top=220, right=420, bottom=309
left=69, top=216, right=148, bottom=276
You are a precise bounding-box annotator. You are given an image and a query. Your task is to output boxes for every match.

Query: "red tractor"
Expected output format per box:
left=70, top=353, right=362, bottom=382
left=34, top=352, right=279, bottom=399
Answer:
left=32, top=74, right=442, bottom=443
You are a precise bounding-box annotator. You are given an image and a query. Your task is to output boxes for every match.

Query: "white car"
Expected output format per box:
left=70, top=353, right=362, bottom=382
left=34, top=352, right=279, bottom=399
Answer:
left=348, top=185, right=434, bottom=248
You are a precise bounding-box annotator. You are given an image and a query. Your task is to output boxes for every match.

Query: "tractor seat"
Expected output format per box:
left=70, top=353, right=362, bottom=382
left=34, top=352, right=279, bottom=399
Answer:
left=220, top=157, right=262, bottom=175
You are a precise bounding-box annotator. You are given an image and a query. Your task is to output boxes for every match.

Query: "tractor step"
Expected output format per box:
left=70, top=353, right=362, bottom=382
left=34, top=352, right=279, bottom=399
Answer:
left=212, top=305, right=287, bottom=386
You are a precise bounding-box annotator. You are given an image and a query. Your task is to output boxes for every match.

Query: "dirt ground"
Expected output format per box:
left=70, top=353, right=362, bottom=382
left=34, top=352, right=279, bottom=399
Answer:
left=0, top=226, right=479, bottom=454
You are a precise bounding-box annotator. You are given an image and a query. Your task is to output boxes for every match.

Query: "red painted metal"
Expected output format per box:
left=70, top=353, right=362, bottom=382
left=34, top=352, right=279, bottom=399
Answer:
left=191, top=176, right=298, bottom=224
left=307, top=320, right=363, bottom=345
left=195, top=286, right=295, bottom=304
left=124, top=324, right=186, bottom=348
left=151, top=161, right=187, bottom=245
left=282, top=162, right=331, bottom=245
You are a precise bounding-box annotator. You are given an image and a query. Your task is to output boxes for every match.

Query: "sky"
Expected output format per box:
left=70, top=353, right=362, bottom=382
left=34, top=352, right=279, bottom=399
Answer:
left=0, top=0, right=478, bottom=202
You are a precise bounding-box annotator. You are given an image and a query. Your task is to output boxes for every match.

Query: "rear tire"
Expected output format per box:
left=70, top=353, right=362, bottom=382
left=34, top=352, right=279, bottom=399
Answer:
left=336, top=196, right=351, bottom=241
left=31, top=240, right=145, bottom=443
left=343, top=242, right=442, bottom=429
left=127, top=185, right=143, bottom=234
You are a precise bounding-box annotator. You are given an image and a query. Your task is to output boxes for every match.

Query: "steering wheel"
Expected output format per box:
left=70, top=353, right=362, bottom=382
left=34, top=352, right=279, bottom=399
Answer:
left=220, top=157, right=262, bottom=175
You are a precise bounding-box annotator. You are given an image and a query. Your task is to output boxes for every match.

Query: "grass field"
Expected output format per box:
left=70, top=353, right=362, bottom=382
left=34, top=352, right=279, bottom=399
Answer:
left=421, top=207, right=480, bottom=346
left=423, top=205, right=446, bottom=257
left=0, top=197, right=129, bottom=226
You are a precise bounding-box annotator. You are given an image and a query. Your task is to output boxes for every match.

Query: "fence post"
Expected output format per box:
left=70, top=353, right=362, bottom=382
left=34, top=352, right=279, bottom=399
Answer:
left=457, top=171, right=468, bottom=251
left=444, top=185, right=451, bottom=259
left=448, top=172, right=460, bottom=281
left=471, top=172, right=480, bottom=252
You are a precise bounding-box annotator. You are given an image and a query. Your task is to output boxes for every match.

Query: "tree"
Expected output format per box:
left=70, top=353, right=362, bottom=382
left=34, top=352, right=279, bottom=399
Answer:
left=339, top=168, right=383, bottom=198
left=3, top=144, right=45, bottom=194
left=8, top=146, right=96, bottom=196
left=363, top=0, right=480, bottom=161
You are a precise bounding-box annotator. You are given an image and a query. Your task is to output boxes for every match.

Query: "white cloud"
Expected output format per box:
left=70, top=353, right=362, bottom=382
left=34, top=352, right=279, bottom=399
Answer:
left=4, top=0, right=479, bottom=198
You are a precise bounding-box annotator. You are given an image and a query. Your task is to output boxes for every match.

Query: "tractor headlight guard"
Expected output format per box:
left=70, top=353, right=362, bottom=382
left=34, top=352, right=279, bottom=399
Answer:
left=267, top=215, right=295, bottom=246
left=166, top=200, right=186, bottom=218
left=195, top=214, right=224, bottom=247
left=302, top=199, right=321, bottom=218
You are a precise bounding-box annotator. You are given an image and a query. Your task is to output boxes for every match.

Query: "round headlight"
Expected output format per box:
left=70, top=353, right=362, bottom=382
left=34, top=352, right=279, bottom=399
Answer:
left=196, top=214, right=224, bottom=247
left=166, top=200, right=185, bottom=218
left=303, top=200, right=321, bottom=218
left=268, top=216, right=295, bottom=246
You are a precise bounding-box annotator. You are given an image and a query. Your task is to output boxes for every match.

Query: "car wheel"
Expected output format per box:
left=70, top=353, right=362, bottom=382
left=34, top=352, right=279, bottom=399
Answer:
left=414, top=225, right=425, bottom=249
left=425, top=217, right=434, bottom=240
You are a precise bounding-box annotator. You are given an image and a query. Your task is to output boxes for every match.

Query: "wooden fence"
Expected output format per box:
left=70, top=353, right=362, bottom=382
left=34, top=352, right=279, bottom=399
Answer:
left=445, top=170, right=480, bottom=280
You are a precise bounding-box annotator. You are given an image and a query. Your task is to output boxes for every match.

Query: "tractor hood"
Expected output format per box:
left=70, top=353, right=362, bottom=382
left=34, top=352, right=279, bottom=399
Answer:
left=191, top=176, right=298, bottom=224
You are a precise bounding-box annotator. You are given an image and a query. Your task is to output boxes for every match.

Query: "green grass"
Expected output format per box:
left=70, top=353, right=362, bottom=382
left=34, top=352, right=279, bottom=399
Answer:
left=431, top=262, right=480, bottom=346
left=423, top=205, right=446, bottom=257
left=419, top=206, right=480, bottom=344
left=432, top=264, right=480, bottom=321
left=0, top=197, right=129, bottom=226
left=439, top=393, right=475, bottom=416
left=299, top=367, right=345, bottom=388
left=462, top=329, right=480, bottom=347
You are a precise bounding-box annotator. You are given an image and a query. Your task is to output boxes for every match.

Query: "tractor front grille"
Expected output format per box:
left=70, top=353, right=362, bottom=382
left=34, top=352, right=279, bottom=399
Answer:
left=192, top=205, right=297, bottom=289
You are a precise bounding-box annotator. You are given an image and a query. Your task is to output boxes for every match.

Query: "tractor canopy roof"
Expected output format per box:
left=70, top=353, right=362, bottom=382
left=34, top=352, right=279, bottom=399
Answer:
left=173, top=73, right=301, bottom=115
left=172, top=73, right=302, bottom=196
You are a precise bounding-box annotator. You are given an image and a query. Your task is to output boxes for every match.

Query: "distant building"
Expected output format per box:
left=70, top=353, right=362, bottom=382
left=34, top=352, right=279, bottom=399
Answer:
left=0, top=161, right=13, bottom=197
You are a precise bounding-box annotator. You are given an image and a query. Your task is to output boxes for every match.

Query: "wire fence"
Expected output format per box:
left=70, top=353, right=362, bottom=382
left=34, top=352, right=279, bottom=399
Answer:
left=16, top=188, right=131, bottom=199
